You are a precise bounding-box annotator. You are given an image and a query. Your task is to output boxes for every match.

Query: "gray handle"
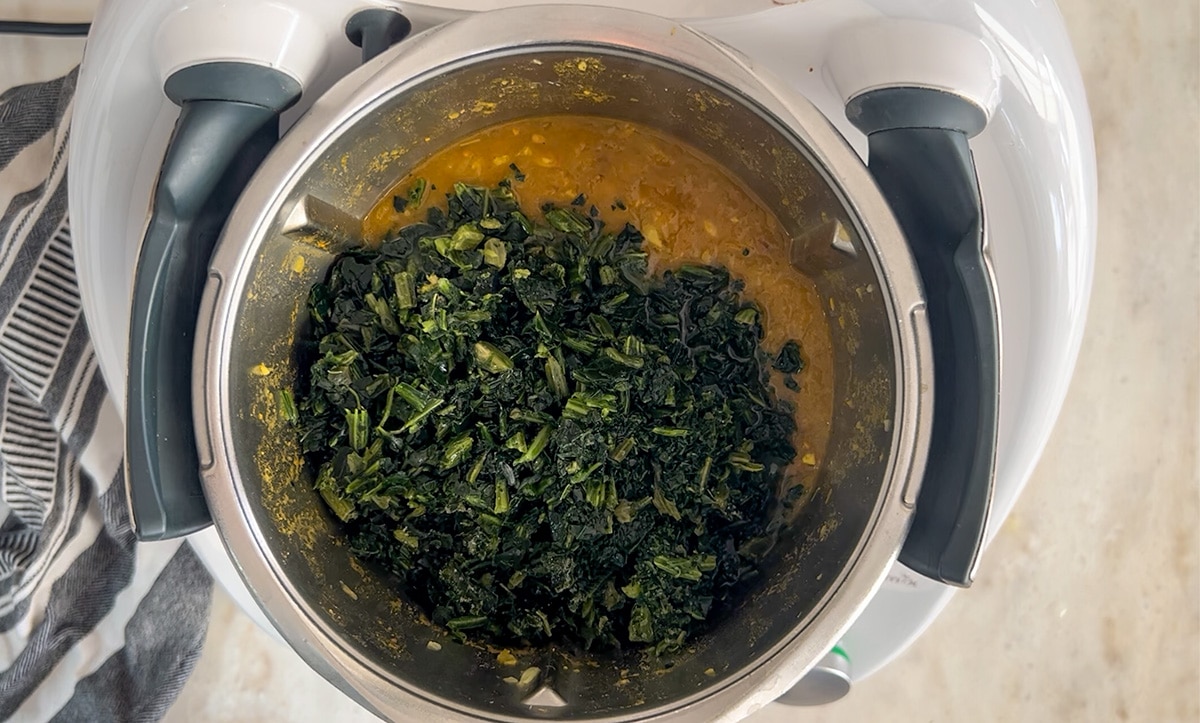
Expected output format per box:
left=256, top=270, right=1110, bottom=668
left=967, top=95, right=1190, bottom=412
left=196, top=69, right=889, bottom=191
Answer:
left=126, top=63, right=300, bottom=541
left=848, top=88, right=1000, bottom=586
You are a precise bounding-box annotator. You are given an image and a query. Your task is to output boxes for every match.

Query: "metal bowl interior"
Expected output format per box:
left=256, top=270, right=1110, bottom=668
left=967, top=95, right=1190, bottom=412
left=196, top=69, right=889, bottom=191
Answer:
left=202, top=23, right=921, bottom=722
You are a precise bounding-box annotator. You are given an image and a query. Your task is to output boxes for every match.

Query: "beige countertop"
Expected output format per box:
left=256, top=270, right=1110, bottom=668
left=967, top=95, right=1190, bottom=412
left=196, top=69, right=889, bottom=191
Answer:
left=5, top=0, right=1197, bottom=720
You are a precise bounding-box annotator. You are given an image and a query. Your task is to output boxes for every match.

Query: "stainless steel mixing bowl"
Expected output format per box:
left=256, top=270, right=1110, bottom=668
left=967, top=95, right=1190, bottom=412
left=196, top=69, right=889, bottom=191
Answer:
left=193, top=6, right=933, bottom=721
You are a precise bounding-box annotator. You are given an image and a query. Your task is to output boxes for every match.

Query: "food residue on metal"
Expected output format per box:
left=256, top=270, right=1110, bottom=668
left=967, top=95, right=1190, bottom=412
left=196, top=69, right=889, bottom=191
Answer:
left=518, top=666, right=541, bottom=688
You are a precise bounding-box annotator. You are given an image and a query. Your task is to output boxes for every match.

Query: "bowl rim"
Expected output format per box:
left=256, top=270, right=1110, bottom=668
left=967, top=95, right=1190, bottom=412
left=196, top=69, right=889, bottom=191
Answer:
left=194, top=6, right=934, bottom=721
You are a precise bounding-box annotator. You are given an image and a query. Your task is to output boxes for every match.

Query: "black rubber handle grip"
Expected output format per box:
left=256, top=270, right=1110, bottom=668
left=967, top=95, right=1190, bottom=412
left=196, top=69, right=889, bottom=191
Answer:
left=126, top=63, right=300, bottom=541
left=345, top=8, right=412, bottom=64
left=849, top=88, right=1000, bottom=586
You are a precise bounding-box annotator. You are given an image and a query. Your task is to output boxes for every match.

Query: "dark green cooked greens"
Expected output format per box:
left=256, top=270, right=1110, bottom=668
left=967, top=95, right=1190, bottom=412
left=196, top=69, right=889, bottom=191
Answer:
left=295, top=180, right=802, bottom=653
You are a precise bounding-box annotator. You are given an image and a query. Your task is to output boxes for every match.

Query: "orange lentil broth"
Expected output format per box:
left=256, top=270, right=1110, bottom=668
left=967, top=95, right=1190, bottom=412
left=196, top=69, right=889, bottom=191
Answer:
left=363, top=115, right=833, bottom=487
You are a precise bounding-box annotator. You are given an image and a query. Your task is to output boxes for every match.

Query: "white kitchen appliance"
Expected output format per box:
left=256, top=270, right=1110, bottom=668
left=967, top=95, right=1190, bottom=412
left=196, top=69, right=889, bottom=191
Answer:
left=67, top=0, right=1095, bottom=715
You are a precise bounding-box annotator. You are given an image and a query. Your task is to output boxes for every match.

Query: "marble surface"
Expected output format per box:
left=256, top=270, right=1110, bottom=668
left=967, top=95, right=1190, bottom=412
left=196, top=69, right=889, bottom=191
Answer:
left=4, top=0, right=1196, bottom=720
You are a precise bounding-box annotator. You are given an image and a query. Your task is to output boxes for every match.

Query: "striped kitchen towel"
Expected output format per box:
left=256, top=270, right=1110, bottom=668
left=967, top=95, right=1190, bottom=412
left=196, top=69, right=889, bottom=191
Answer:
left=0, top=69, right=214, bottom=721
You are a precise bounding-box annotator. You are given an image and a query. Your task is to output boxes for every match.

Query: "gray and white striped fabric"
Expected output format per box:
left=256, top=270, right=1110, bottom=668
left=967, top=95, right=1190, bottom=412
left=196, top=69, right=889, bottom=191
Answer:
left=0, top=69, right=213, bottom=721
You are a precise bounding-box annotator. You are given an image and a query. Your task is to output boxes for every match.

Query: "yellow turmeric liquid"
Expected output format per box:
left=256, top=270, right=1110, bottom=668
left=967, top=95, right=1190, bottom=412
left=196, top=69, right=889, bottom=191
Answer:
left=363, top=115, right=833, bottom=484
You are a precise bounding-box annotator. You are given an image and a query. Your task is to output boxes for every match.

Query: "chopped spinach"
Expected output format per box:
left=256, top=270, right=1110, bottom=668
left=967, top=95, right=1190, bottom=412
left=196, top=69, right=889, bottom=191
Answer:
left=296, top=182, right=801, bottom=653
left=773, top=340, right=804, bottom=374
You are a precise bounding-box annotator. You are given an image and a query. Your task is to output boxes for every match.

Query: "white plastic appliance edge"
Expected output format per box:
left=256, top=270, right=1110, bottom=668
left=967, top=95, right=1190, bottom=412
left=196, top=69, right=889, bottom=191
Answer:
left=67, top=0, right=1095, bottom=694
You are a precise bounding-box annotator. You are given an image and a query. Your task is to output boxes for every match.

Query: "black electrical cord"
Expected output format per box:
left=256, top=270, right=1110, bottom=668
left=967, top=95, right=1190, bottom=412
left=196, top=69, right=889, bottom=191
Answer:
left=0, top=20, right=91, bottom=36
